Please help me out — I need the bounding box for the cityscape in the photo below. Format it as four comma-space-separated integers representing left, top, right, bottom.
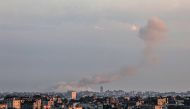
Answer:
1, 88, 190, 109
1, 0, 190, 109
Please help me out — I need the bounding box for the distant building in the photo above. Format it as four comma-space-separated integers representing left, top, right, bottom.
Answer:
42, 98, 54, 109
155, 98, 168, 109
157, 98, 167, 106
100, 86, 103, 93
13, 99, 21, 109
155, 105, 167, 109
71, 91, 77, 100
0, 102, 7, 109
68, 103, 82, 109
21, 100, 33, 109
7, 98, 21, 109
33, 99, 42, 109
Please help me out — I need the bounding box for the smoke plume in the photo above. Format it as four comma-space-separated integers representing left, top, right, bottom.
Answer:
53, 17, 167, 92
139, 17, 167, 64
53, 67, 136, 92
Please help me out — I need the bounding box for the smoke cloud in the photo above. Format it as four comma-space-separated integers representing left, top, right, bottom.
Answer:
53, 17, 167, 92
53, 67, 136, 92
139, 17, 167, 42
139, 17, 167, 64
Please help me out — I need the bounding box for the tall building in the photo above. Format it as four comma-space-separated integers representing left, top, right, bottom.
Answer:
7, 98, 21, 109
33, 99, 42, 109
71, 91, 77, 100
0, 103, 7, 109
100, 86, 103, 93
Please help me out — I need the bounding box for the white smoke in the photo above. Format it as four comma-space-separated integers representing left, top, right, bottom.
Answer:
139, 17, 167, 64
93, 20, 140, 32
52, 17, 167, 92
52, 67, 136, 92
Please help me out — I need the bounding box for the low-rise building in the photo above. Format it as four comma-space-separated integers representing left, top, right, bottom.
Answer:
7, 98, 21, 109
0, 102, 7, 109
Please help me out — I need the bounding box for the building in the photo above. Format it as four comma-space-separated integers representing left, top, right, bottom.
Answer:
7, 99, 21, 109
68, 103, 82, 109
71, 91, 77, 100
157, 98, 167, 106
100, 86, 103, 93
21, 100, 34, 109
0, 102, 7, 109
155, 98, 168, 109
33, 99, 42, 109
155, 105, 167, 109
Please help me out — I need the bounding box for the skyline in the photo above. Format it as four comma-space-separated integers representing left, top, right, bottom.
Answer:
0, 0, 190, 92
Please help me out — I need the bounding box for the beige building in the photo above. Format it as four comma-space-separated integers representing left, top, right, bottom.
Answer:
68, 103, 82, 109
33, 99, 42, 109
0, 103, 7, 109
157, 98, 167, 106
68, 107, 82, 109
155, 98, 168, 109
12, 99, 21, 109
155, 105, 165, 109
7, 98, 21, 109
71, 91, 77, 100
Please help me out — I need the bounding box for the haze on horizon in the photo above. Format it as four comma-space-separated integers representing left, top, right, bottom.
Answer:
0, 0, 190, 92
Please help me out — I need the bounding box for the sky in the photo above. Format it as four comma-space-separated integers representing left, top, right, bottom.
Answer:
0, 0, 190, 92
